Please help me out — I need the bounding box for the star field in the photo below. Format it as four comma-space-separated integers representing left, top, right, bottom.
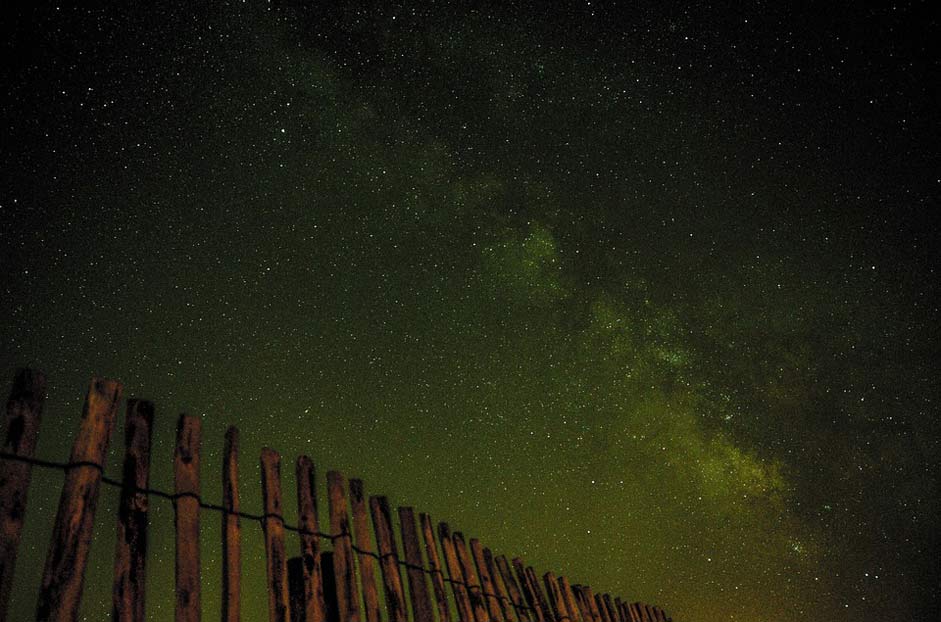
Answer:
1, 2, 938, 621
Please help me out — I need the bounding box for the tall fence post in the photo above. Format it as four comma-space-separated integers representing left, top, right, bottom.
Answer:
36, 377, 122, 622
327, 471, 361, 622
541, 572, 568, 622
511, 559, 545, 622
419, 514, 451, 622
438, 522, 475, 622
482, 548, 517, 622
523, 566, 552, 622
0, 368, 46, 621
261, 448, 291, 622
222, 427, 241, 622
557, 578, 581, 622
174, 414, 202, 622
349, 479, 381, 622
469, 539, 504, 622
398, 507, 434, 622
112, 399, 154, 622
494, 556, 528, 622
296, 457, 326, 622
453, 532, 489, 622
369, 496, 408, 622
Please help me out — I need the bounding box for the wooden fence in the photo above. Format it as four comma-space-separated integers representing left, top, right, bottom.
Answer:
0, 369, 674, 622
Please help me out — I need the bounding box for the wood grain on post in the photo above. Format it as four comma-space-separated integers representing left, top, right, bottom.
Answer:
453, 533, 489, 622
541, 573, 568, 622
296, 457, 326, 622
222, 427, 241, 622
398, 507, 434, 622
349, 480, 381, 622
627, 603, 642, 622
580, 587, 601, 622
369, 496, 408, 622
620, 603, 634, 622
438, 523, 475, 622
482, 549, 516, 622
494, 556, 528, 622
569, 586, 592, 622
36, 377, 122, 622
174, 414, 202, 622
557, 578, 582, 622
327, 471, 361, 622
510, 559, 545, 622
261, 448, 291, 622
112, 399, 154, 622
523, 567, 552, 622
419, 514, 451, 622
0, 368, 46, 621
469, 540, 503, 622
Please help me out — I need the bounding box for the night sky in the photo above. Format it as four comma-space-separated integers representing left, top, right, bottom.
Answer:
1, 2, 938, 621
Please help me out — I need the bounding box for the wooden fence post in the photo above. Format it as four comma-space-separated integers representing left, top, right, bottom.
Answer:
370, 496, 408, 622
261, 448, 291, 622
296, 456, 326, 622
493, 556, 528, 622
0, 368, 46, 621
612, 599, 623, 622
569, 585, 592, 622
469, 540, 503, 622
398, 507, 434, 622
419, 514, 451, 622
453, 533, 489, 622
541, 573, 568, 622
222, 427, 241, 622
557, 578, 581, 622
112, 399, 154, 622
327, 471, 361, 622
438, 522, 475, 622
482, 549, 517, 622
523, 567, 552, 622
580, 587, 601, 622
601, 595, 616, 622
174, 414, 202, 622
510, 559, 545, 622
349, 479, 381, 622
36, 377, 122, 622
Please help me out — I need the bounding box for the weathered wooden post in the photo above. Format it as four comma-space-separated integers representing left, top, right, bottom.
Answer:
511, 559, 546, 622
174, 414, 202, 622
580, 587, 602, 622
261, 448, 291, 621
112, 399, 154, 622
296, 456, 327, 622
541, 572, 568, 622
398, 507, 434, 622
601, 594, 616, 622
469, 539, 504, 622
438, 522, 475, 622
369, 496, 408, 622
222, 427, 241, 622
523, 567, 552, 622
419, 514, 451, 622
557, 578, 582, 622
453, 532, 489, 622
0, 368, 46, 621
36, 377, 122, 622
494, 555, 529, 622
327, 471, 361, 622
349, 479, 381, 622
569, 585, 592, 622
482, 548, 517, 622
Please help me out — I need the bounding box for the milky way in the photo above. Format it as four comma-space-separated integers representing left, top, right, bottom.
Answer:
1, 2, 937, 620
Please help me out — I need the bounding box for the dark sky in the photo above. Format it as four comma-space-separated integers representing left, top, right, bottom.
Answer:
1, 1, 938, 620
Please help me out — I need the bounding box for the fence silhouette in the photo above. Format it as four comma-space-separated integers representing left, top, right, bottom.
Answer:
0, 369, 673, 622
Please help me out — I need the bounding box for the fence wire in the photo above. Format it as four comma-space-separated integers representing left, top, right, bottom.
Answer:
0, 451, 538, 616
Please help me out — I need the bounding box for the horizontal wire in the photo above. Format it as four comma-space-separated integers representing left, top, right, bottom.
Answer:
1, 451, 538, 614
